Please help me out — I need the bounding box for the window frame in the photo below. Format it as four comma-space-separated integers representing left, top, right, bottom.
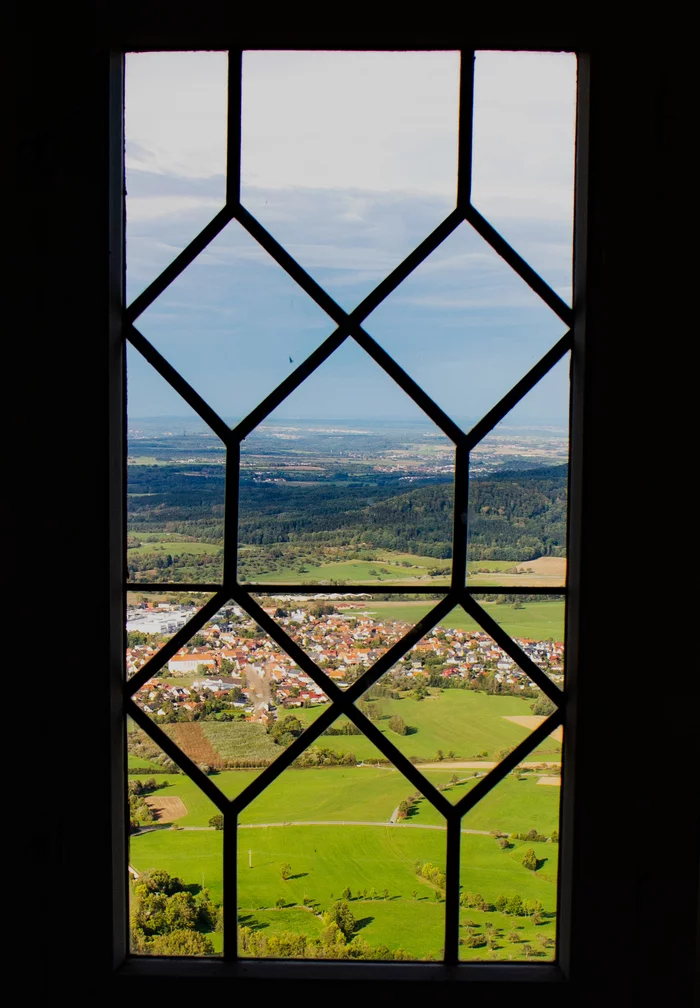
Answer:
22, 14, 691, 1001
110, 41, 588, 981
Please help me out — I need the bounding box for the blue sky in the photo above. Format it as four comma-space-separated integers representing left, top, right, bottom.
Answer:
125, 51, 576, 428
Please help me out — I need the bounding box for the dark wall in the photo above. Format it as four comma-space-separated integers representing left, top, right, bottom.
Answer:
14, 8, 694, 1004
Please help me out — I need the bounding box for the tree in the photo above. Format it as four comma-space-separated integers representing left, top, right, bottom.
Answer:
341, 887, 352, 900
522, 848, 538, 871
163, 891, 198, 931
275, 897, 286, 908
388, 714, 407, 735
323, 900, 356, 939
465, 933, 486, 948
506, 894, 524, 916
209, 814, 224, 830
280, 863, 292, 881
138, 869, 184, 896
149, 930, 214, 955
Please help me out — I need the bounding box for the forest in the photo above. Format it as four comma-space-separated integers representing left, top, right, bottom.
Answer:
126, 464, 567, 580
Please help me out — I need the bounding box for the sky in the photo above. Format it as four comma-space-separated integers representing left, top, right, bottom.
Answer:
125, 50, 576, 429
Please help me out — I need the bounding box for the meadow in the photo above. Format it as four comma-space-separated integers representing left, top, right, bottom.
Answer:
293, 689, 563, 764
128, 763, 559, 835
130, 825, 558, 959
249, 557, 450, 585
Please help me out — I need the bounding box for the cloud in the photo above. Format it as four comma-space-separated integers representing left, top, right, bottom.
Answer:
124, 52, 575, 420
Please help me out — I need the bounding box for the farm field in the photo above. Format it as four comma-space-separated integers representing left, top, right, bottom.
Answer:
154, 692, 563, 770
154, 695, 563, 770
364, 599, 565, 641
293, 690, 563, 764
130, 825, 557, 959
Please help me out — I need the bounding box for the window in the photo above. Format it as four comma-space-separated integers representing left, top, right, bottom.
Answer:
121, 48, 577, 970
27, 21, 690, 999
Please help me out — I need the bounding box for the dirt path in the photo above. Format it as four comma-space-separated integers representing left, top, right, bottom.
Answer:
409, 760, 561, 770
173, 820, 492, 835
502, 715, 564, 744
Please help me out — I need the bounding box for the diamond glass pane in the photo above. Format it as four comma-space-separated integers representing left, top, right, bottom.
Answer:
259, 593, 446, 689
130, 603, 328, 784
238, 339, 455, 585
351, 605, 561, 800
363, 221, 568, 428
135, 218, 335, 424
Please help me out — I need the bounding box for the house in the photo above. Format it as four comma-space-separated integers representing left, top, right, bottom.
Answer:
194, 676, 242, 692
167, 653, 217, 674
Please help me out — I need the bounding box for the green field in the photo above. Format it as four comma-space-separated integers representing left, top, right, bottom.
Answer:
128, 766, 468, 827
365, 599, 565, 642
293, 690, 562, 765
130, 825, 557, 959
241, 550, 552, 587
129, 762, 559, 836
248, 558, 450, 585
410, 773, 560, 835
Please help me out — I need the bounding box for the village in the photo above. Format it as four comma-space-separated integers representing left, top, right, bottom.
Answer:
126, 600, 564, 726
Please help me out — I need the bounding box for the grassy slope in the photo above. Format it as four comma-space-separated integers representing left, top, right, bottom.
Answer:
128, 766, 468, 827
294, 690, 562, 763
